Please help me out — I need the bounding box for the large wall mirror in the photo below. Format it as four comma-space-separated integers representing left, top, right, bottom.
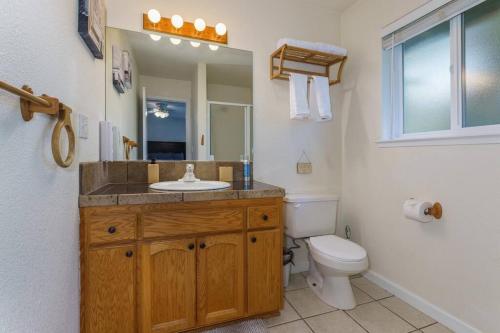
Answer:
105, 27, 253, 161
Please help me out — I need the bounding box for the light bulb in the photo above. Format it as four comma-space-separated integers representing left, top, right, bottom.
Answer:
170, 38, 182, 45
209, 44, 219, 51
171, 14, 184, 29
147, 9, 161, 24
215, 23, 227, 36
149, 34, 161, 41
194, 18, 206, 32
190, 41, 201, 48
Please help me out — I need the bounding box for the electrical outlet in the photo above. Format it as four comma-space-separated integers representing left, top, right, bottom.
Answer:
78, 113, 88, 139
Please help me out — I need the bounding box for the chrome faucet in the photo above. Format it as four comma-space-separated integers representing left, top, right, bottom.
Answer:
180, 163, 200, 182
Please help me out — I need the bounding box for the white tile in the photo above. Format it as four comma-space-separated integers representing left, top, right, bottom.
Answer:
347, 302, 415, 333
353, 285, 374, 305
421, 323, 454, 333
285, 288, 336, 318
265, 300, 300, 327
351, 277, 392, 300
380, 297, 436, 329
286, 273, 308, 291
268, 320, 313, 333
306, 311, 366, 333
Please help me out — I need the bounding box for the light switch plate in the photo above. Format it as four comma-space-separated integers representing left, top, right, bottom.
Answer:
78, 113, 88, 139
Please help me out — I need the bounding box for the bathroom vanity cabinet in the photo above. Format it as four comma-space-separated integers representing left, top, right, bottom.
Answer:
80, 197, 283, 333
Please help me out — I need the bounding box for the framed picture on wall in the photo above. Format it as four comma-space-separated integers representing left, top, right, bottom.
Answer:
78, 0, 106, 59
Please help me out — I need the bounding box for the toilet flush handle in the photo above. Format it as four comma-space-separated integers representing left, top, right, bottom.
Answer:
293, 203, 302, 208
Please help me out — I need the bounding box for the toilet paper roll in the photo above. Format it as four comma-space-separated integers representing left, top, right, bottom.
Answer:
403, 199, 433, 223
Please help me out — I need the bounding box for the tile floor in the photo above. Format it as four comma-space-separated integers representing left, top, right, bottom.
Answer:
266, 273, 454, 333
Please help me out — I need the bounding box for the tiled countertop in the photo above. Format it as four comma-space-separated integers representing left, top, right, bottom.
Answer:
79, 181, 285, 207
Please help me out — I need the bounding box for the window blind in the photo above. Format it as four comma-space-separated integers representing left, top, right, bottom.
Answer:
382, 0, 486, 50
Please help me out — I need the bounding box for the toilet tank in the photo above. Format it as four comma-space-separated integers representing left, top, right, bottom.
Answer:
284, 193, 339, 238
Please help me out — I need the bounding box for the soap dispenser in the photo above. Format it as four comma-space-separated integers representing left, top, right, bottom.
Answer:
148, 159, 159, 184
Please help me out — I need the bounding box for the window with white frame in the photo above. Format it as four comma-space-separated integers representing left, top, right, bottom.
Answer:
381, 0, 500, 144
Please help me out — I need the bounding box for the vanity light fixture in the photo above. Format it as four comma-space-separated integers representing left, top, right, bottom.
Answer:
215, 23, 227, 36
170, 37, 182, 45
171, 14, 184, 29
194, 18, 206, 32
149, 34, 162, 41
147, 9, 162, 24
144, 11, 228, 45
209, 44, 219, 51
190, 41, 201, 48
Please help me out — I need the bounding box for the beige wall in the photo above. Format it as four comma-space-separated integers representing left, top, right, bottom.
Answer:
0, 1, 104, 332
107, 0, 344, 193
207, 84, 252, 105
340, 1, 500, 332
139, 75, 192, 101
106, 28, 140, 159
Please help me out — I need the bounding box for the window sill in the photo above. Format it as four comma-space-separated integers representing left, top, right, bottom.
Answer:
377, 133, 500, 147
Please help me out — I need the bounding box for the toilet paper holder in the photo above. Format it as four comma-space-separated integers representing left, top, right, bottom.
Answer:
424, 202, 443, 219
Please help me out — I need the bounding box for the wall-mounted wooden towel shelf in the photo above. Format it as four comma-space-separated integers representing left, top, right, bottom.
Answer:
270, 44, 347, 86
0, 80, 76, 168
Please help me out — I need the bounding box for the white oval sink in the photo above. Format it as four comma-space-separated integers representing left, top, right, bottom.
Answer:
149, 181, 231, 192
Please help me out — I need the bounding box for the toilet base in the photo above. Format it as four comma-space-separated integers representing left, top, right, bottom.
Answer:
307, 256, 357, 310
307, 274, 356, 310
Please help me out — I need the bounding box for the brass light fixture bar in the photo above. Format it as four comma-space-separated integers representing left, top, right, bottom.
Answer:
143, 13, 228, 45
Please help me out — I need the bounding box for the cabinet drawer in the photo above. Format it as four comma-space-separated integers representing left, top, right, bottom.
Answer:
248, 206, 280, 229
143, 208, 244, 238
88, 215, 137, 245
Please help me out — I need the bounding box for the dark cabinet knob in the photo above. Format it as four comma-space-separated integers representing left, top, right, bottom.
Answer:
262, 214, 269, 221
125, 251, 133, 258
188, 243, 195, 250
200, 243, 206, 249
108, 226, 116, 234
251, 236, 257, 243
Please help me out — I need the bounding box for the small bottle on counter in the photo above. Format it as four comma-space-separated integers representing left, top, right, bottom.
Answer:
148, 159, 159, 184
242, 159, 251, 183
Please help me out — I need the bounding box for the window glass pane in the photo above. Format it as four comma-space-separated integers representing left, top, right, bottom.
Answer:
463, 0, 500, 127
403, 22, 451, 134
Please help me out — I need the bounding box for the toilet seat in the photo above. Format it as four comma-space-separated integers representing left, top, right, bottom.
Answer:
310, 235, 367, 262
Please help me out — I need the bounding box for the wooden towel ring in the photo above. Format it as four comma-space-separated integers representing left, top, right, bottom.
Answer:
51, 104, 76, 168
0, 81, 77, 168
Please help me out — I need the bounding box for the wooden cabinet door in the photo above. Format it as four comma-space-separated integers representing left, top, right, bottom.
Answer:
140, 239, 196, 333
86, 245, 136, 333
197, 233, 244, 326
247, 229, 282, 315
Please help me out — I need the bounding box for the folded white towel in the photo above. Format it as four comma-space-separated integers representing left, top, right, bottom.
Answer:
289, 73, 310, 120
112, 126, 123, 161
310, 76, 332, 122
277, 38, 347, 57
100, 121, 113, 161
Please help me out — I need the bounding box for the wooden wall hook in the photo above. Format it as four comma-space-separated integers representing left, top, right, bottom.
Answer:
424, 202, 442, 219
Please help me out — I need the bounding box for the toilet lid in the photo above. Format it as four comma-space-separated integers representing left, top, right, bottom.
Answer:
310, 235, 367, 262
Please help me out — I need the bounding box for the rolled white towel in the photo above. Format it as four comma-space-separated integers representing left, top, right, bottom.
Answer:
289, 73, 310, 120
309, 76, 332, 122
277, 38, 347, 57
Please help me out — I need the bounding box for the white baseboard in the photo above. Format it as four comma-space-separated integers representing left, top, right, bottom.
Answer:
364, 270, 482, 333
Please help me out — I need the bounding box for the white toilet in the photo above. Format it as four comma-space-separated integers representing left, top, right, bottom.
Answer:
284, 193, 368, 310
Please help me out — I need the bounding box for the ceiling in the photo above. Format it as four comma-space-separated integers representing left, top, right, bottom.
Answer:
122, 29, 252, 88
302, 0, 358, 11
